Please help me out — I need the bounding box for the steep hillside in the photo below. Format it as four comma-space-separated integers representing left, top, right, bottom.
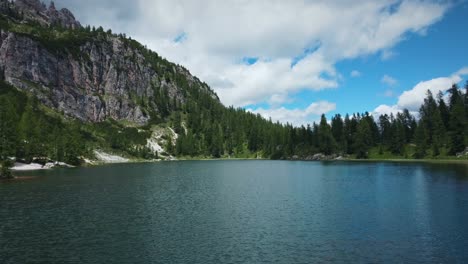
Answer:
0, 0, 466, 169
0, 0, 290, 165
0, 0, 217, 126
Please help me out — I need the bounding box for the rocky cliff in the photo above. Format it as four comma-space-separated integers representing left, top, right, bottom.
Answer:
6, 0, 81, 29
0, 0, 217, 125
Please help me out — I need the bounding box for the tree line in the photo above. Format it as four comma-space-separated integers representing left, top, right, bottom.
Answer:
1, 76, 467, 178
174, 82, 468, 160
2, 1, 466, 180
0, 81, 157, 179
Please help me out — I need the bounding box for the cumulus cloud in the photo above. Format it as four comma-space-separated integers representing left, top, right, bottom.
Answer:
351, 70, 362, 78
47, 1, 457, 125
249, 101, 336, 126
373, 104, 401, 117
454, 67, 468, 76
381, 74, 398, 86
373, 67, 468, 117
48, 0, 451, 109
397, 75, 462, 111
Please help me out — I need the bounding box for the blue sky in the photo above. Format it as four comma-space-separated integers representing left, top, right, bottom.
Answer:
51, 0, 468, 125
248, 1, 468, 123
329, 3, 468, 117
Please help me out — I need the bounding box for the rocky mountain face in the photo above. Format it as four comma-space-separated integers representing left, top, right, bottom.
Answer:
0, 0, 217, 125
6, 0, 81, 29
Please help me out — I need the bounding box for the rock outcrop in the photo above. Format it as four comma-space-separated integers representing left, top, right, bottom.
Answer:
12, 0, 81, 29
46, 1, 81, 29
0, 0, 217, 125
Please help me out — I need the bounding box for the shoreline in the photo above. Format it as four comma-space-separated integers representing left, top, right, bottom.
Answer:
8, 156, 468, 173
341, 158, 468, 165
141, 157, 468, 164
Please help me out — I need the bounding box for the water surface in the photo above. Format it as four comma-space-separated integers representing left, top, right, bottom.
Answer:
1, 160, 468, 263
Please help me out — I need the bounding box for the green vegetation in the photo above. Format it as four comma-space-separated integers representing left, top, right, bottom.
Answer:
0, 159, 13, 179
1, 78, 467, 166
171, 82, 468, 161
0, 81, 156, 166
0, 5, 467, 166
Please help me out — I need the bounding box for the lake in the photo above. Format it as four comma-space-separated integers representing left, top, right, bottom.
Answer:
1, 160, 468, 263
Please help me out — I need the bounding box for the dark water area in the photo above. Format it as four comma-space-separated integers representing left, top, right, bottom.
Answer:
1, 160, 468, 263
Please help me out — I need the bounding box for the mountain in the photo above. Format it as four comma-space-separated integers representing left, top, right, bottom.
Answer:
0, 0, 217, 126
0, 0, 466, 170
0, 0, 286, 165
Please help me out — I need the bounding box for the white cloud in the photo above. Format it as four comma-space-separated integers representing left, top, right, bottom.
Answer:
381, 74, 398, 86
373, 67, 468, 117
50, 0, 452, 107
351, 70, 362, 78
249, 101, 336, 126
268, 93, 292, 107
397, 75, 461, 111
454, 67, 468, 76
373, 104, 401, 117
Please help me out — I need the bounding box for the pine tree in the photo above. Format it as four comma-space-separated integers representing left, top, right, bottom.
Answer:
18, 102, 40, 162
343, 114, 353, 154
331, 114, 344, 150
414, 120, 428, 159
378, 114, 392, 148
447, 84, 466, 154
431, 106, 446, 156
317, 115, 336, 155
390, 114, 406, 155
438, 91, 450, 130
211, 125, 224, 158
401, 109, 416, 143
0, 97, 18, 160
419, 90, 444, 149
354, 118, 372, 159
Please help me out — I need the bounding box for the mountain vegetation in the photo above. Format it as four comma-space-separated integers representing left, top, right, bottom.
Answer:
0, 0, 467, 178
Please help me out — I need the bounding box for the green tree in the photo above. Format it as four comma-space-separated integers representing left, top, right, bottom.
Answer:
18, 102, 40, 162
317, 114, 336, 155
418, 90, 446, 154
414, 120, 428, 159
438, 91, 450, 129
0, 97, 18, 159
401, 109, 417, 143
447, 84, 466, 154
389, 114, 406, 155
331, 114, 344, 151
211, 125, 224, 158
378, 114, 392, 148
354, 119, 372, 159
0, 159, 14, 179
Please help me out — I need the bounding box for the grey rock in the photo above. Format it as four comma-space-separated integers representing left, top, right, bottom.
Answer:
0, 30, 215, 125
7, 0, 81, 29
303, 153, 339, 161
47, 2, 81, 29
0, 1, 218, 126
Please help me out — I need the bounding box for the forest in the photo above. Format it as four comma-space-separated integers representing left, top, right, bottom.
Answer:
0, 2, 467, 179
174, 82, 468, 160
1, 77, 467, 179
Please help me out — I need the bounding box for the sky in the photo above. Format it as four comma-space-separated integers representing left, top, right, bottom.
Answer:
48, 0, 468, 126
